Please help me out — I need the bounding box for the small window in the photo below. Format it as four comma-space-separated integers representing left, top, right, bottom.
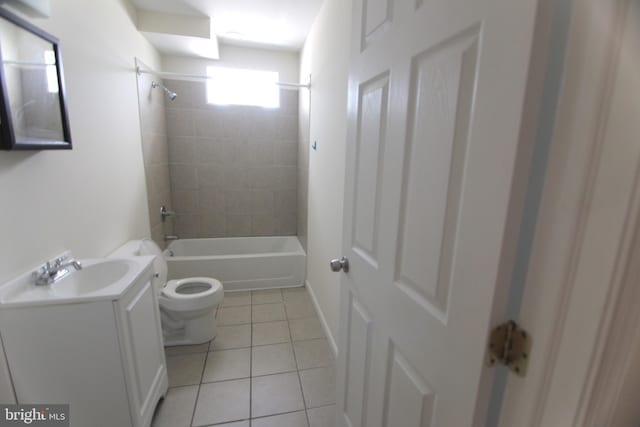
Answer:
44, 50, 58, 93
206, 66, 279, 108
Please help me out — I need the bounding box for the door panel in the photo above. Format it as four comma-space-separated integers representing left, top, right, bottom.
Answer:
362, 0, 393, 49
395, 28, 479, 320
384, 345, 435, 427
343, 295, 373, 427
352, 73, 389, 267
337, 0, 540, 425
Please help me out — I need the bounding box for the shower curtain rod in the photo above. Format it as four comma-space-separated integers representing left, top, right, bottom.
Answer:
135, 59, 310, 90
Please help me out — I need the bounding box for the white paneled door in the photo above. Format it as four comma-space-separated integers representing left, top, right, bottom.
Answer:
335, 0, 541, 425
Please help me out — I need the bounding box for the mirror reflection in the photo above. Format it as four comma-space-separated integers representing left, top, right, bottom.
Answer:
0, 9, 71, 150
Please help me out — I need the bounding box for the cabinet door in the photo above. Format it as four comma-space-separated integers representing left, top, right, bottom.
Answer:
116, 279, 167, 426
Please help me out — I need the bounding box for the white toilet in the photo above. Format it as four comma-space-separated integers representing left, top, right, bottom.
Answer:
111, 239, 224, 346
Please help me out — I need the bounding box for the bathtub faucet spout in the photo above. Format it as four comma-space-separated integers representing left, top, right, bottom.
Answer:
164, 235, 179, 242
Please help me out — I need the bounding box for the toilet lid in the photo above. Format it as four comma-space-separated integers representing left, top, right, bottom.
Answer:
163, 277, 223, 301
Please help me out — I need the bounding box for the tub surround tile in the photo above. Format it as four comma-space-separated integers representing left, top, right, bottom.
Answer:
300, 367, 336, 409
224, 191, 253, 215
251, 214, 277, 236
226, 215, 252, 237
200, 213, 227, 237
192, 379, 250, 426
274, 142, 298, 166
168, 137, 197, 164
252, 342, 297, 377
223, 167, 250, 190
251, 190, 276, 214
166, 109, 195, 138
166, 353, 206, 387
197, 162, 225, 187
275, 190, 297, 215
170, 164, 198, 190
289, 318, 325, 342
150, 385, 198, 427
174, 214, 201, 238
275, 167, 298, 190
217, 306, 251, 325
276, 212, 298, 235
199, 189, 226, 213
202, 348, 251, 383
170, 189, 200, 214
248, 167, 278, 189
253, 321, 291, 346
251, 372, 305, 418
165, 82, 298, 238
211, 324, 251, 350
248, 139, 275, 165
252, 302, 287, 323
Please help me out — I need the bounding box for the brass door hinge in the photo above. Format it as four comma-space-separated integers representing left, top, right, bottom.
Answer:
487, 320, 531, 377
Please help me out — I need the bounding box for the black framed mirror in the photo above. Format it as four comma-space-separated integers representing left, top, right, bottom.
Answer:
0, 7, 71, 150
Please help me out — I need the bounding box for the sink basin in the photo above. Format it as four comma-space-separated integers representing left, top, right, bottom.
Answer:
53, 260, 134, 296
0, 257, 148, 307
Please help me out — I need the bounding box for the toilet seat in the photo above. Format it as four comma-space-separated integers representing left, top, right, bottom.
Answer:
161, 277, 224, 312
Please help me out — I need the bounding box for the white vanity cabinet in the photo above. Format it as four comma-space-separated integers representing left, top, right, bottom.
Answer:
0, 257, 167, 427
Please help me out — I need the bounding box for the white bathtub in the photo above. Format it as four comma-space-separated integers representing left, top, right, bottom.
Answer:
164, 236, 306, 291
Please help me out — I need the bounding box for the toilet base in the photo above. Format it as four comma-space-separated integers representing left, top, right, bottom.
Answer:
161, 307, 217, 347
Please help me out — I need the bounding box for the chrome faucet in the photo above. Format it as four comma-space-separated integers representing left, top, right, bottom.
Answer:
160, 205, 175, 222
32, 255, 83, 286
164, 235, 179, 242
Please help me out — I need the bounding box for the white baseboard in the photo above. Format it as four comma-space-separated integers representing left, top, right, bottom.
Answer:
305, 280, 338, 358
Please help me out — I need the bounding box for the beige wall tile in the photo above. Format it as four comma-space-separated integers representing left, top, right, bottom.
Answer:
274, 141, 298, 166
159, 80, 300, 238
166, 108, 195, 138
170, 164, 198, 189
251, 190, 275, 214
201, 213, 227, 237
174, 214, 201, 238
252, 215, 276, 236
226, 215, 252, 236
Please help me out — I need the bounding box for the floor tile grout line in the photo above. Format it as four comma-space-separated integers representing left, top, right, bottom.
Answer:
162, 287, 326, 427
204, 407, 311, 426
189, 343, 210, 427
190, 303, 219, 426
194, 360, 331, 387
284, 289, 313, 427
250, 289, 287, 423
249, 290, 253, 423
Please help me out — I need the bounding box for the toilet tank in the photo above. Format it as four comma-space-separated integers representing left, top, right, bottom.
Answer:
109, 240, 167, 289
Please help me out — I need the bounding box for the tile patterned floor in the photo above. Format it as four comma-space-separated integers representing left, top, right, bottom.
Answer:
152, 287, 336, 427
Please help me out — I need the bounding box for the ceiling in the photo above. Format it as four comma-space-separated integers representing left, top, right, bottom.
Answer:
131, 0, 323, 57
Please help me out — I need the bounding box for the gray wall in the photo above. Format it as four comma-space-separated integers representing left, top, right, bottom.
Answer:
136, 72, 174, 248
164, 79, 299, 238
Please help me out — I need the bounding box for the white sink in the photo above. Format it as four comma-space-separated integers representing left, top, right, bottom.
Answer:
53, 260, 134, 296
0, 256, 153, 308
